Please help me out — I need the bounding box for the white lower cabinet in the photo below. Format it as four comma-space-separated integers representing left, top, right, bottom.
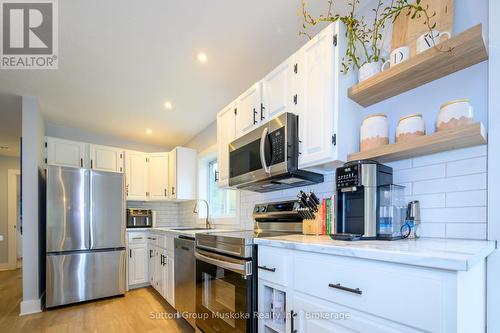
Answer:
257, 245, 486, 333
127, 232, 149, 287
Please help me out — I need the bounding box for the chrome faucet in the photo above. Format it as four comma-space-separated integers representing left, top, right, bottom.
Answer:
193, 199, 212, 230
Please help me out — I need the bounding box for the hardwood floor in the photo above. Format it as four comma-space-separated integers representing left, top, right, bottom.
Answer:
0, 269, 194, 333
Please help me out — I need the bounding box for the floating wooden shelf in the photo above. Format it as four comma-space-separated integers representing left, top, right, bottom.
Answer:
348, 24, 488, 107
348, 122, 487, 163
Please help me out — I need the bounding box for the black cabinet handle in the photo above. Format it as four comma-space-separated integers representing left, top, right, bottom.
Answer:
253, 107, 258, 124
260, 103, 265, 121
149, 249, 153, 258
290, 310, 297, 333
328, 283, 362, 295
90, 160, 93, 169
164, 188, 167, 197
80, 158, 83, 168
129, 249, 132, 258
257, 265, 276, 272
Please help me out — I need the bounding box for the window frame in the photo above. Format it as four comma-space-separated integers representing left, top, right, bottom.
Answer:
197, 144, 239, 225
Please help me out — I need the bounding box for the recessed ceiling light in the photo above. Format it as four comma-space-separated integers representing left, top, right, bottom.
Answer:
164, 101, 173, 110
146, 129, 152, 135
196, 52, 208, 63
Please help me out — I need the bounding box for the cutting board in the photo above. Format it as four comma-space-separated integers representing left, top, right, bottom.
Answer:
391, 0, 454, 56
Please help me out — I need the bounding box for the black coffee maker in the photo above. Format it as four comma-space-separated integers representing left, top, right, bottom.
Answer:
332, 160, 393, 241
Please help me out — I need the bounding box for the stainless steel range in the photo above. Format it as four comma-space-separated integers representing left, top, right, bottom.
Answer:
194, 200, 303, 333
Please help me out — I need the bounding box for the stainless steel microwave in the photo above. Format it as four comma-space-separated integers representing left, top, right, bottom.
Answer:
228, 112, 323, 192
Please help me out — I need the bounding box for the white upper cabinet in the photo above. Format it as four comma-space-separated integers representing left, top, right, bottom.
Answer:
148, 153, 169, 201
168, 147, 197, 201
235, 82, 263, 137
262, 55, 296, 120
217, 102, 236, 188
296, 22, 359, 171
46, 137, 86, 169
89, 144, 124, 173
125, 150, 149, 201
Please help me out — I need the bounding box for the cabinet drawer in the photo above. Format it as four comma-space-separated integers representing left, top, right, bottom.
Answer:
127, 232, 147, 244
294, 253, 446, 332
155, 234, 166, 249
257, 246, 291, 286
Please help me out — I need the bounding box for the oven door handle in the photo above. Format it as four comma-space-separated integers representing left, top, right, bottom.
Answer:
259, 127, 271, 174
195, 252, 252, 277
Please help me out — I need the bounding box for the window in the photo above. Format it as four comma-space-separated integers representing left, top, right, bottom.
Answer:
208, 159, 237, 218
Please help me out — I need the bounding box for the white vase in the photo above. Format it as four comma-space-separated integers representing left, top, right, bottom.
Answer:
358, 62, 381, 83
360, 114, 389, 152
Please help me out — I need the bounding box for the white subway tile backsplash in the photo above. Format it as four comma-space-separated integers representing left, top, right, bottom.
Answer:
419, 223, 446, 238
412, 146, 487, 167
393, 164, 445, 183
446, 190, 487, 207
238, 146, 488, 240
445, 223, 487, 240
446, 156, 487, 177
386, 159, 412, 171
412, 173, 487, 195
421, 207, 487, 223
406, 193, 446, 209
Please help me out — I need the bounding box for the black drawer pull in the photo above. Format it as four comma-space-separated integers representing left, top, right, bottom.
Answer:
328, 283, 362, 295
257, 265, 276, 272
290, 310, 297, 333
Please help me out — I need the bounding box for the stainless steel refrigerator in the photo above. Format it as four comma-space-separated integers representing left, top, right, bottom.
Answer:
45, 166, 126, 308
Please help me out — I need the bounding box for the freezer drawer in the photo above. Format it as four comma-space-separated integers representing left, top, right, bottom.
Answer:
46, 250, 126, 308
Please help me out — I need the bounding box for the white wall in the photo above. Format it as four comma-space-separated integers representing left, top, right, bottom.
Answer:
46, 122, 171, 152
184, 121, 217, 152
20, 96, 45, 315
487, 0, 499, 331
0, 156, 20, 264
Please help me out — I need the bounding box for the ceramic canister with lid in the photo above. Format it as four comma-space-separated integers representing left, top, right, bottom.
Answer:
396, 113, 426, 143
437, 99, 474, 132
360, 114, 389, 152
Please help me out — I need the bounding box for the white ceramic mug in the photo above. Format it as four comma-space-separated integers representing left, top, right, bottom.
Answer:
358, 61, 381, 82
382, 46, 410, 71
416, 30, 452, 54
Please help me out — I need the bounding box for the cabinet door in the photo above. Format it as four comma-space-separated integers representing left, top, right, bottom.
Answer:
168, 150, 177, 199
148, 244, 156, 286
216, 103, 236, 187
46, 137, 87, 168
168, 147, 197, 200
89, 144, 124, 173
296, 25, 336, 168
235, 82, 263, 137
125, 151, 149, 201
128, 244, 148, 285
262, 55, 296, 120
167, 256, 175, 306
149, 153, 169, 201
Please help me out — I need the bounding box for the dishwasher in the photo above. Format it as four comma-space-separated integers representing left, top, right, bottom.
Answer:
174, 235, 196, 328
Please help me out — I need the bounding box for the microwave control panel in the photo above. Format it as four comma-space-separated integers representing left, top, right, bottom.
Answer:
269, 127, 285, 164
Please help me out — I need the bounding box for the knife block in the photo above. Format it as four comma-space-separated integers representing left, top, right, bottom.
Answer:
302, 212, 323, 235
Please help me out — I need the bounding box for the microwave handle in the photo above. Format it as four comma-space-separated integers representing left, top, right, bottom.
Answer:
260, 127, 270, 174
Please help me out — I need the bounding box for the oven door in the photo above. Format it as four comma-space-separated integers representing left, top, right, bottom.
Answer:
195, 250, 255, 333
229, 113, 295, 188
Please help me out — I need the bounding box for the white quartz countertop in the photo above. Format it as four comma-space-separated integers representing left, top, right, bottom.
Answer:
255, 235, 496, 271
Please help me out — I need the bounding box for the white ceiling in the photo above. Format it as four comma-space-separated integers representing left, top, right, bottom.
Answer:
0, 94, 22, 157
0, 0, 361, 148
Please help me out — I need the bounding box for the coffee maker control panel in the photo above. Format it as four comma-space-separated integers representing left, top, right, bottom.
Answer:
336, 164, 360, 188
